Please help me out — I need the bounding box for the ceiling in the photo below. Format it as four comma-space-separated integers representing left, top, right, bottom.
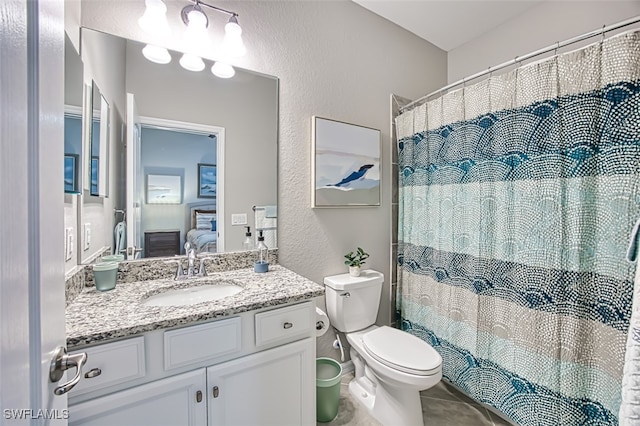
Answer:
352, 0, 545, 51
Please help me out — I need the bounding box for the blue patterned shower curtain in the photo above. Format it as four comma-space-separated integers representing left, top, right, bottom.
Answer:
395, 31, 640, 425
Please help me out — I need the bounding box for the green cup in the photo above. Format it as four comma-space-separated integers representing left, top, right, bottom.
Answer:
101, 254, 124, 263
93, 261, 119, 291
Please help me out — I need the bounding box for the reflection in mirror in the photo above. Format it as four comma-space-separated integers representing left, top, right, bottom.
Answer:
77, 27, 277, 264
64, 34, 84, 194
89, 81, 110, 197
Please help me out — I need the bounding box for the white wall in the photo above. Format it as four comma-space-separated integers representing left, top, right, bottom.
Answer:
448, 1, 640, 83
81, 0, 447, 333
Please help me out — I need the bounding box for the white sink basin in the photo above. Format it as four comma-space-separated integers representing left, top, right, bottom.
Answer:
142, 282, 243, 307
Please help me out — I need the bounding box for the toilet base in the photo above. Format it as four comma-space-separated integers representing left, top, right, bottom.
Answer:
348, 374, 425, 426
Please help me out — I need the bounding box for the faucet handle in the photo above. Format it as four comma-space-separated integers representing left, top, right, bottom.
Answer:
184, 242, 191, 254
164, 259, 185, 280
197, 258, 207, 277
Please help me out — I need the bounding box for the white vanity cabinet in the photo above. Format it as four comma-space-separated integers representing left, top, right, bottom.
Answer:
207, 338, 314, 425
67, 369, 207, 426
68, 301, 317, 426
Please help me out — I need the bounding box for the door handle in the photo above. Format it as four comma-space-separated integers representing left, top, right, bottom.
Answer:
49, 346, 88, 396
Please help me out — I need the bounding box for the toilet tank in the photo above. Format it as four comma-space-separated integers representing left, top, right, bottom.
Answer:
324, 270, 383, 332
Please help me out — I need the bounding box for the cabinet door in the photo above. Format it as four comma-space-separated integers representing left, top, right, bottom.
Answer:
69, 369, 207, 426
207, 338, 315, 426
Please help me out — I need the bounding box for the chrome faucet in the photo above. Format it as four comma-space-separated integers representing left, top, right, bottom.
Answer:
186, 242, 196, 277
165, 243, 207, 280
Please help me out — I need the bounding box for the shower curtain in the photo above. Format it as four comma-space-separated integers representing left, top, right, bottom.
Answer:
395, 30, 640, 425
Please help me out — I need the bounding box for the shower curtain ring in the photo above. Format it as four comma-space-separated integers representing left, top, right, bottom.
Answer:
601, 24, 606, 42
555, 41, 560, 56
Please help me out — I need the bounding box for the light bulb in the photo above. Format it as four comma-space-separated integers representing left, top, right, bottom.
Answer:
225, 16, 242, 36
138, 0, 171, 38
179, 53, 205, 72
182, 8, 211, 50
142, 44, 171, 64
211, 62, 235, 79
222, 16, 246, 57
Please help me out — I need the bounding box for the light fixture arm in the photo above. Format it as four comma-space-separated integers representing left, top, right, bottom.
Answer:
188, 0, 238, 18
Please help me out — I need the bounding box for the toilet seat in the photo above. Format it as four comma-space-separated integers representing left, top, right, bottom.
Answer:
362, 326, 441, 376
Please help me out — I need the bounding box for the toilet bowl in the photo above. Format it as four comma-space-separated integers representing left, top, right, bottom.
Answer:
324, 270, 443, 426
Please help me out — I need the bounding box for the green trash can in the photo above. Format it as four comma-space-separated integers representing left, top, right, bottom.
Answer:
316, 357, 342, 423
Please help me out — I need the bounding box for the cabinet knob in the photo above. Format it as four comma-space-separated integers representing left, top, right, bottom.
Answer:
212, 386, 219, 398
84, 368, 102, 379
283, 322, 293, 329
196, 390, 203, 403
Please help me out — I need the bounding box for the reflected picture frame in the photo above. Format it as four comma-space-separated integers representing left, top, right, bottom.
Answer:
198, 163, 216, 199
146, 174, 182, 204
311, 116, 381, 207
90, 156, 99, 195
64, 154, 79, 193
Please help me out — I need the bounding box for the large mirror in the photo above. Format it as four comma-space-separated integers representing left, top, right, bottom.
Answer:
64, 34, 84, 195
89, 81, 110, 197
74, 27, 278, 263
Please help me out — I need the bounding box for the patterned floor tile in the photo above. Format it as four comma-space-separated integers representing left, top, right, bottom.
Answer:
421, 398, 493, 426
318, 374, 513, 426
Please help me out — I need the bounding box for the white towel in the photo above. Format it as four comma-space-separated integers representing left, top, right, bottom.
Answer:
114, 221, 126, 256
255, 208, 277, 248
265, 205, 277, 218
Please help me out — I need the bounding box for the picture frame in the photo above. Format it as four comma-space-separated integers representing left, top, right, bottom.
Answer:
197, 163, 217, 199
90, 156, 99, 195
311, 116, 381, 207
64, 154, 79, 193
146, 174, 182, 204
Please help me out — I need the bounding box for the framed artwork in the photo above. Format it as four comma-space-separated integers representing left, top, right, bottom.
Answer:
311, 116, 381, 207
198, 163, 217, 199
64, 154, 79, 193
90, 156, 99, 195
147, 174, 182, 204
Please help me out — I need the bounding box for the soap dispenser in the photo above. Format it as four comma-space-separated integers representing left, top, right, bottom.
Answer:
254, 230, 269, 273
243, 226, 254, 250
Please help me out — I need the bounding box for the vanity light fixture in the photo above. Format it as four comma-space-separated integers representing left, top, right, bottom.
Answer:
138, 0, 245, 77
181, 4, 211, 50
222, 15, 246, 58
138, 0, 172, 38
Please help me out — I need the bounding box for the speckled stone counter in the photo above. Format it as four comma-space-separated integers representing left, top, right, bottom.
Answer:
66, 265, 324, 348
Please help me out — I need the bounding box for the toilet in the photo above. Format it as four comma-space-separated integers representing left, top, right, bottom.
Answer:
324, 269, 442, 426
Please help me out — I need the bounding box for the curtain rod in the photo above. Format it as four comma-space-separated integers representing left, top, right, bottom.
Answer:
400, 15, 640, 114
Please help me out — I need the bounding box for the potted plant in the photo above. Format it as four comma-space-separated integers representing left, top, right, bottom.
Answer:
344, 247, 369, 277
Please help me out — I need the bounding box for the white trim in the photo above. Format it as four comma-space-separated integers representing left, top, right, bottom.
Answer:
138, 116, 226, 252
64, 104, 83, 117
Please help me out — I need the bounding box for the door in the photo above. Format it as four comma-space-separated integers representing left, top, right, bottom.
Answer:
1, 0, 71, 422
207, 338, 315, 425
68, 369, 207, 426
126, 93, 143, 259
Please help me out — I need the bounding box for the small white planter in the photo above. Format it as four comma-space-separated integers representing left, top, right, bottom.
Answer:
348, 266, 361, 277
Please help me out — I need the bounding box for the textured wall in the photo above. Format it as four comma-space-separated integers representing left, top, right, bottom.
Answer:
448, 1, 640, 83
80, 0, 447, 358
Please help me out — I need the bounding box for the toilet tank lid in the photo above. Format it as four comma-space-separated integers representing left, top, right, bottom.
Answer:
324, 270, 383, 290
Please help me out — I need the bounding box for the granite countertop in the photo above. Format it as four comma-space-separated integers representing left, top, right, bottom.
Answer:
66, 265, 325, 348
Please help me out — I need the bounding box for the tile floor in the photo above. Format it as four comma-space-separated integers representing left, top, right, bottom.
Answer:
319, 374, 514, 426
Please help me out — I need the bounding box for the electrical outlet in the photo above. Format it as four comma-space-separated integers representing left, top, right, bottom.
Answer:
83, 223, 91, 251
231, 213, 248, 226
64, 228, 74, 261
